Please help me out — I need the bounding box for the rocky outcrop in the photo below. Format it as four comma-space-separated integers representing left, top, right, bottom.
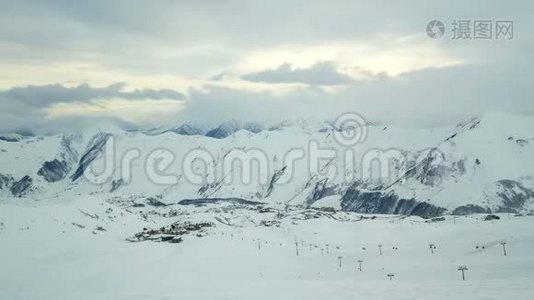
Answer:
37, 136, 78, 183
109, 179, 124, 192
170, 123, 204, 136
205, 122, 240, 139
452, 204, 490, 215
0, 136, 20, 142
0, 174, 14, 190
0, 134, 28, 142
412, 149, 449, 187
197, 180, 224, 198
264, 166, 286, 198
494, 180, 534, 213
146, 196, 167, 207
178, 197, 265, 206
10, 175, 33, 197
306, 178, 339, 207
243, 122, 264, 133
484, 214, 500, 221
340, 182, 446, 218
38, 159, 71, 182
71, 133, 111, 181
205, 121, 264, 139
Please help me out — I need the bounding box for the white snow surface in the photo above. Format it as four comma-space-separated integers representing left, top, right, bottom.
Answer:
1, 112, 533, 212
1, 113, 534, 298
0, 196, 533, 299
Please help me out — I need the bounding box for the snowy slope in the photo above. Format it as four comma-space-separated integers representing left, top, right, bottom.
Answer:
1, 112, 533, 217
1, 196, 533, 300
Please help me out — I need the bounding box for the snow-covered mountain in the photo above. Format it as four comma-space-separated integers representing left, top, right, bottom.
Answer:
1, 112, 533, 218
139, 120, 268, 138
2, 113, 534, 300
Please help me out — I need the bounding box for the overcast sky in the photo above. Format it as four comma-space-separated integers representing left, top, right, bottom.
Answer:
0, 0, 533, 134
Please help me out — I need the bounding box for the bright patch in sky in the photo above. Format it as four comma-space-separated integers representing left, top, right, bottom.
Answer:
239, 39, 464, 77
45, 98, 186, 125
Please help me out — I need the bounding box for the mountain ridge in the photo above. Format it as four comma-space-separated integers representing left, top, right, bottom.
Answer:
1, 112, 533, 218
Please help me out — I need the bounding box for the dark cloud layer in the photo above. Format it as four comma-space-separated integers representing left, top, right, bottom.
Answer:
241, 62, 359, 85
3, 83, 184, 107
183, 62, 534, 127
2, 1, 532, 75
0, 83, 185, 134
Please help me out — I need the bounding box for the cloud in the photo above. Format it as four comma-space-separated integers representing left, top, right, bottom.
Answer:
237, 40, 465, 78
181, 62, 534, 127
1, 59, 534, 135
45, 98, 186, 125
0, 1, 533, 134
0, 83, 185, 134
2, 0, 531, 84
241, 62, 361, 85
3, 83, 184, 107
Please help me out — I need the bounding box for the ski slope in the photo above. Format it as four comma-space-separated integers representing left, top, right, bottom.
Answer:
1, 196, 533, 300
